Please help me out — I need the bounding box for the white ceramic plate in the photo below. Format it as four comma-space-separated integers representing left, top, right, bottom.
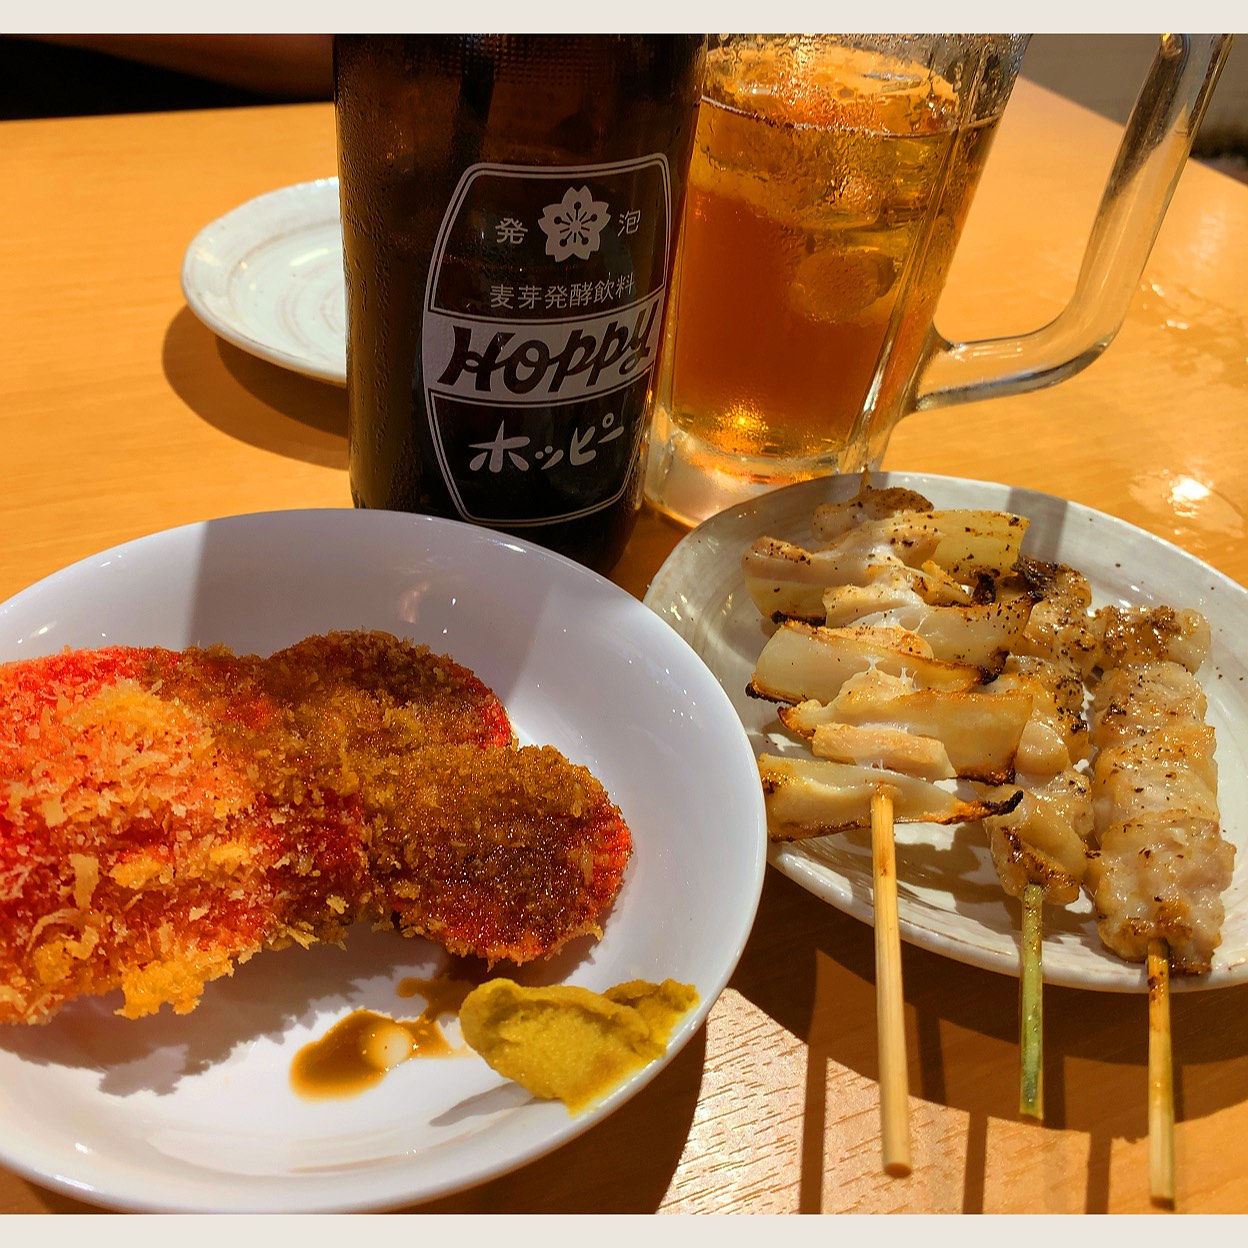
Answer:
181, 178, 346, 385
0, 511, 766, 1212
643, 471, 1248, 994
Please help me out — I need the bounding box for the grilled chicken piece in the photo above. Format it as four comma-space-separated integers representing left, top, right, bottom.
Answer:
1084, 625, 1233, 974
1086, 815, 1234, 972
811, 506, 1029, 579
844, 595, 1032, 676
1090, 660, 1209, 747
778, 667, 1031, 784
790, 717, 957, 782
808, 479, 935, 541
1092, 604, 1211, 673
746, 503, 1030, 623
1091, 726, 1219, 828
979, 769, 1095, 906
1010, 558, 1100, 678
743, 520, 942, 621
971, 566, 1097, 905
990, 656, 1090, 766
821, 566, 975, 631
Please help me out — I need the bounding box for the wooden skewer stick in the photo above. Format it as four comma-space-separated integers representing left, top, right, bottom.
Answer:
871, 786, 912, 1176
1019, 882, 1045, 1120
1148, 937, 1176, 1207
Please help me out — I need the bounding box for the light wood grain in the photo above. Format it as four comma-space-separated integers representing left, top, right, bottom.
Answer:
2, 79, 1247, 1215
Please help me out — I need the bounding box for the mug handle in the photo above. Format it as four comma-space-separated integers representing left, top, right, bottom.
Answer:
911, 34, 1234, 413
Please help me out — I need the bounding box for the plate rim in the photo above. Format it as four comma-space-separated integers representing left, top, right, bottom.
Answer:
0, 506, 767, 1211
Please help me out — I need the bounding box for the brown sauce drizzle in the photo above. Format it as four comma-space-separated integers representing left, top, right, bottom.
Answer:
290, 972, 478, 1100
290, 967, 697, 1109
397, 972, 479, 1015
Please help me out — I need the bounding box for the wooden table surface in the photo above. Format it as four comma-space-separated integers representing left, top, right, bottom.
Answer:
2, 76, 1247, 1216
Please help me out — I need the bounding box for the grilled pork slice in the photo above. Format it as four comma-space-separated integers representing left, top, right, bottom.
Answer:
759, 754, 1021, 841
749, 620, 982, 706
778, 668, 1031, 784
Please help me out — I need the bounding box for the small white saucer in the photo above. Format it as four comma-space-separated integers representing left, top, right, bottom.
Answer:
181, 178, 346, 386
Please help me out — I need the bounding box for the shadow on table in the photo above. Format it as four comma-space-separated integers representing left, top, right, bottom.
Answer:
396, 1026, 705, 1214
161, 306, 347, 469
732, 868, 1248, 1214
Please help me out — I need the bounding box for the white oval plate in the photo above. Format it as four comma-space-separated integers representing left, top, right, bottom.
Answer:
643, 471, 1248, 994
181, 178, 346, 385
0, 511, 766, 1212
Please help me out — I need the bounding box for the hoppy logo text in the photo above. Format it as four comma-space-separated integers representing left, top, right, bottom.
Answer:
428, 297, 663, 403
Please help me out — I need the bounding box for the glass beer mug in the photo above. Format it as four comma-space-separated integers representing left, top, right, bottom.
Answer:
644, 33, 1234, 527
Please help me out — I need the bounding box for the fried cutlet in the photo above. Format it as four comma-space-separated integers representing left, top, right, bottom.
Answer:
368, 743, 632, 964
0, 632, 631, 1025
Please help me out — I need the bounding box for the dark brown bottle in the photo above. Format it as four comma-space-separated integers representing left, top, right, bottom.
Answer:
334, 35, 706, 572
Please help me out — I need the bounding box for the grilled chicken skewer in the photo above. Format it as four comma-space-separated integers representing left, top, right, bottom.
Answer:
1085, 605, 1230, 974
970, 557, 1100, 1118
748, 474, 1239, 1191
1085, 604, 1233, 1204
750, 477, 1035, 838
753, 619, 1026, 1175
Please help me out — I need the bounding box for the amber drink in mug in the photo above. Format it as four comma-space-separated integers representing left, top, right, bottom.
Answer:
645, 33, 1233, 526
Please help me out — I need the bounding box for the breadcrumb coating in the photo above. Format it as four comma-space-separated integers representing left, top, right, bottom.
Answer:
371, 743, 633, 964
0, 632, 631, 1025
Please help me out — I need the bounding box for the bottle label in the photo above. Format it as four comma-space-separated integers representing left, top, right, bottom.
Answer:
422, 155, 672, 527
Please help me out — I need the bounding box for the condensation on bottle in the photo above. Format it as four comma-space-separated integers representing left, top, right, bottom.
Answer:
334, 35, 707, 572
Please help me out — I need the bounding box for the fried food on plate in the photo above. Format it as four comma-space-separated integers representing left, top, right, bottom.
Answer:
0, 631, 632, 1025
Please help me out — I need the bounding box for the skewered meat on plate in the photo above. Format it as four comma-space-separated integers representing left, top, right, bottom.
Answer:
1085, 608, 1234, 973
972, 558, 1098, 908
746, 480, 1044, 842
740, 471, 1235, 1148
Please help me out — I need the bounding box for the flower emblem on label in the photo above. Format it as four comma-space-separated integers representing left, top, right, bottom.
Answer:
538, 186, 611, 262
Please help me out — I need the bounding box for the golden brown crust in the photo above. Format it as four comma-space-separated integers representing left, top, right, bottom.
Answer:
371, 743, 631, 964
0, 632, 630, 1025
